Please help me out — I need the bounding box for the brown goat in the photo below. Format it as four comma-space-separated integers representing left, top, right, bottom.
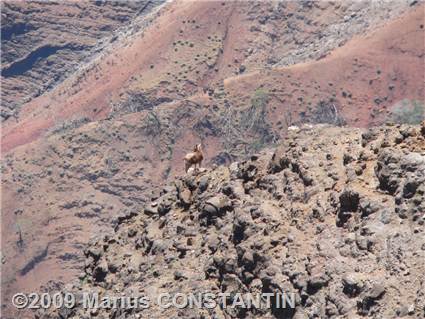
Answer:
184, 144, 203, 173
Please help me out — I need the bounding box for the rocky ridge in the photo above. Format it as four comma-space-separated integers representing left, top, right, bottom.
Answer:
38, 122, 425, 319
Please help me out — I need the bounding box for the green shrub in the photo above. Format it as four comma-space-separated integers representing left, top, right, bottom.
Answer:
251, 88, 269, 109
390, 99, 424, 124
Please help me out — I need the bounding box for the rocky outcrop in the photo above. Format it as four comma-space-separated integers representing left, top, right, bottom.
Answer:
37, 123, 425, 319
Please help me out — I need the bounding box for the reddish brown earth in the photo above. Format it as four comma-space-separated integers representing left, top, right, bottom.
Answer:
225, 5, 425, 130
2, 1, 423, 153
1, 1, 424, 318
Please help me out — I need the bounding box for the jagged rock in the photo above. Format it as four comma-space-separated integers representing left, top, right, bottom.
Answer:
204, 195, 231, 215
357, 283, 386, 315
221, 274, 246, 294
178, 188, 192, 208
237, 161, 258, 181
342, 273, 364, 297
361, 129, 379, 146
307, 272, 330, 294
337, 188, 360, 226
157, 194, 174, 215
144, 203, 158, 216
268, 147, 290, 173
375, 150, 402, 194
198, 176, 209, 193
340, 189, 360, 212
93, 257, 108, 282
359, 198, 382, 218
343, 152, 354, 165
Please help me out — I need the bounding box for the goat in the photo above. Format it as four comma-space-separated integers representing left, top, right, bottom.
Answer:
184, 144, 203, 173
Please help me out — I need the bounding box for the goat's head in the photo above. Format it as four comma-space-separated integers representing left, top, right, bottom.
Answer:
193, 144, 202, 152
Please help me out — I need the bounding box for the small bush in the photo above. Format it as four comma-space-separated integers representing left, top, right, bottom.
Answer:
51, 117, 90, 135
390, 99, 424, 124
251, 88, 269, 109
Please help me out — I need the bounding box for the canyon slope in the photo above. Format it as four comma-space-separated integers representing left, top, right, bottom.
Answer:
1, 1, 424, 318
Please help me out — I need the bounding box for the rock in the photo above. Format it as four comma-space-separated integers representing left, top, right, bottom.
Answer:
106, 256, 120, 273
340, 189, 360, 212
343, 153, 354, 165
237, 161, 258, 181
93, 258, 108, 282
229, 162, 240, 177
173, 270, 187, 280
157, 195, 174, 215
144, 204, 158, 215
402, 179, 418, 199
201, 194, 232, 225
394, 133, 404, 144
221, 274, 245, 294
359, 198, 382, 218
400, 153, 425, 172
361, 129, 379, 146
375, 150, 402, 194
268, 148, 290, 173
368, 283, 386, 299
342, 273, 364, 297
221, 182, 234, 196
35, 123, 425, 319
198, 176, 209, 193
178, 188, 192, 208
399, 127, 417, 138
205, 195, 231, 213
307, 273, 330, 294
357, 283, 386, 314
85, 244, 103, 261
337, 189, 360, 226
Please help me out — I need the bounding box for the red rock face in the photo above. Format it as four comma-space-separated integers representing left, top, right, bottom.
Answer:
1, 1, 424, 318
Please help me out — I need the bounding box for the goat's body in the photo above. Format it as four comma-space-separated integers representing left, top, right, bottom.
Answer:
184, 144, 203, 173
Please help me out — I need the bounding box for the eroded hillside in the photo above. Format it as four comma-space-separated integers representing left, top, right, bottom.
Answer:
1, 0, 165, 119
1, 1, 424, 319
2, 0, 423, 153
